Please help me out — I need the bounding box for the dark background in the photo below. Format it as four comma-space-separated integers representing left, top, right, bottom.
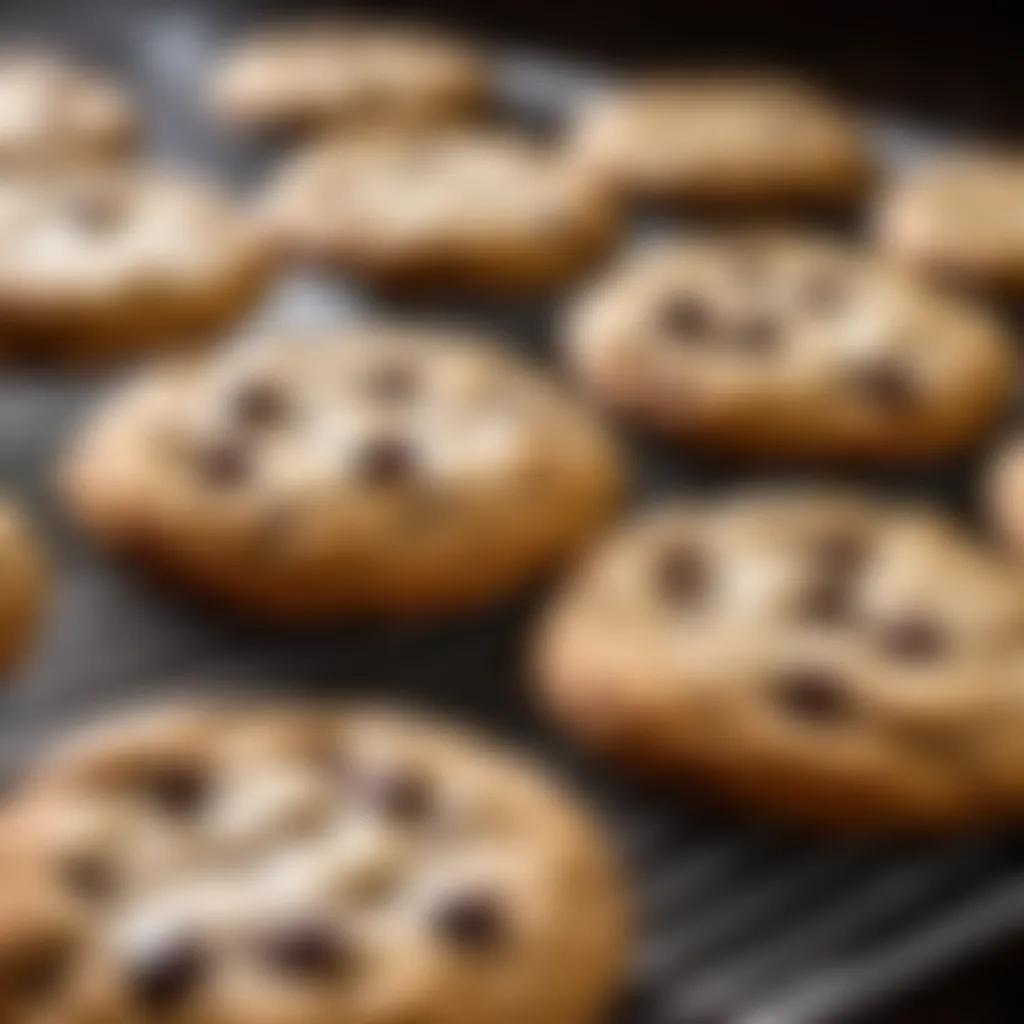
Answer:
3, 0, 1023, 132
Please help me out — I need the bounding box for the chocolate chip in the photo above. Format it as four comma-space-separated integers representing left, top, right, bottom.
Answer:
848, 361, 918, 413
801, 531, 868, 623
811, 531, 869, 576
655, 545, 711, 605
144, 764, 209, 818
729, 314, 780, 355
774, 666, 852, 725
354, 765, 433, 823
355, 437, 417, 485
658, 296, 715, 342
878, 617, 948, 662
59, 190, 123, 233
196, 440, 251, 487
365, 362, 419, 402
431, 890, 506, 951
127, 934, 207, 1011
231, 380, 288, 429
59, 853, 116, 903
801, 577, 853, 625
260, 920, 346, 979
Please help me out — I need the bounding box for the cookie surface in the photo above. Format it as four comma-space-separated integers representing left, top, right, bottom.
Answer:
0, 498, 48, 680
983, 436, 1024, 564
535, 492, 1024, 831
212, 23, 488, 134
571, 74, 872, 209
877, 153, 1024, 294
0, 702, 625, 1023
263, 132, 620, 292
61, 327, 622, 619
565, 234, 1014, 461
0, 50, 136, 168
0, 168, 274, 366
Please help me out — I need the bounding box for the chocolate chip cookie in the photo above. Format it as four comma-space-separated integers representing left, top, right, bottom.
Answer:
60, 326, 623, 619
0, 702, 626, 1023
0, 497, 48, 680
212, 22, 488, 135
564, 234, 1014, 461
0, 50, 136, 168
263, 131, 621, 292
877, 153, 1024, 294
571, 73, 872, 210
0, 168, 274, 366
535, 491, 1024, 831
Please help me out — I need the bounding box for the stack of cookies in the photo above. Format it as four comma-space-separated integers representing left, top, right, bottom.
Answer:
4, 19, 1024, 1023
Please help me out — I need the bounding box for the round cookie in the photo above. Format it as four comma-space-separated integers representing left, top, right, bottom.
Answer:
0, 168, 274, 366
263, 132, 621, 292
0, 702, 626, 1024
0, 50, 136, 168
570, 74, 872, 210
564, 234, 1014, 462
535, 492, 1024, 832
0, 497, 48, 680
211, 23, 488, 135
877, 153, 1024, 294
60, 326, 623, 620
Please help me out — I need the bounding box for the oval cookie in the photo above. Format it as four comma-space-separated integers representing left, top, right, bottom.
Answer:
877, 153, 1024, 294
571, 74, 872, 210
535, 491, 1024, 831
564, 234, 1014, 461
263, 131, 621, 293
0, 702, 626, 1024
60, 326, 623, 620
212, 22, 488, 135
0, 168, 274, 366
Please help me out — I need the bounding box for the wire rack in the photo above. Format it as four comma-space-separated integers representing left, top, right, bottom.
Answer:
3, 3, 1024, 1022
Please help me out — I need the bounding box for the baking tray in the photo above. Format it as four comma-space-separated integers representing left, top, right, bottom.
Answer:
3, 2, 1024, 1022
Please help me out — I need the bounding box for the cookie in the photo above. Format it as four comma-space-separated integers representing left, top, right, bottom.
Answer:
564, 234, 1014, 461
570, 73, 872, 210
877, 153, 1024, 294
0, 702, 626, 1023
0, 50, 136, 168
0, 168, 274, 366
535, 491, 1024, 831
0, 497, 48, 680
983, 435, 1024, 564
60, 326, 623, 619
211, 23, 488, 135
263, 131, 621, 292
